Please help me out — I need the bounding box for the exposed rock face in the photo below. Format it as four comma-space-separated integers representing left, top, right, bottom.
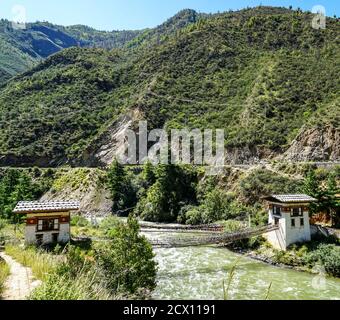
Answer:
282, 125, 340, 162
41, 169, 112, 217
77, 119, 338, 167
78, 109, 143, 167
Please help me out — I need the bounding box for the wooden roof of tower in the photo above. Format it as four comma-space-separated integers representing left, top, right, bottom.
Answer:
262, 194, 317, 204
13, 201, 80, 214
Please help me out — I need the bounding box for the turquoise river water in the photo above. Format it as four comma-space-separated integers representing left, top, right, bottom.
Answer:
145, 231, 340, 300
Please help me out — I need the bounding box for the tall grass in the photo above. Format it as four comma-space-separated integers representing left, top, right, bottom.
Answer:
29, 270, 116, 300
5, 245, 56, 281
0, 258, 10, 295
223, 262, 238, 300
4, 244, 117, 300
264, 282, 272, 300
223, 257, 273, 300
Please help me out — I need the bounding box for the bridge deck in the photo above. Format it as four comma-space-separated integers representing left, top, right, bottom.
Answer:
149, 225, 279, 248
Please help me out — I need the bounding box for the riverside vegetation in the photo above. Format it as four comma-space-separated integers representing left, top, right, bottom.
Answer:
4, 216, 156, 300
0, 162, 339, 283
0, 163, 339, 226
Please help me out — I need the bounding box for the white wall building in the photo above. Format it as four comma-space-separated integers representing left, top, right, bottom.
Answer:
263, 194, 317, 251
13, 201, 80, 245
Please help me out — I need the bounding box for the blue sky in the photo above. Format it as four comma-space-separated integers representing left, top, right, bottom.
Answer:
0, 0, 339, 30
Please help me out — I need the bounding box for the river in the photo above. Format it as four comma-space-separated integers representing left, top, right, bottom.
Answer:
143, 231, 340, 300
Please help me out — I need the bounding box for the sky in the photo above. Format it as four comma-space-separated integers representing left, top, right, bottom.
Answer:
0, 0, 339, 31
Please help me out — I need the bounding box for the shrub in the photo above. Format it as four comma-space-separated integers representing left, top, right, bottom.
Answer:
230, 236, 266, 251
238, 169, 303, 205
180, 206, 207, 225
71, 215, 90, 227
99, 216, 120, 235
304, 244, 340, 277
95, 217, 157, 295
273, 250, 301, 266
30, 244, 115, 300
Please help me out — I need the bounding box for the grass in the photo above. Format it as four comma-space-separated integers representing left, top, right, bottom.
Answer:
223, 257, 242, 300
51, 168, 92, 193
223, 257, 273, 300
0, 258, 10, 296
29, 269, 115, 300
1, 223, 25, 242
5, 245, 56, 281
223, 262, 238, 300
4, 244, 113, 300
264, 282, 272, 300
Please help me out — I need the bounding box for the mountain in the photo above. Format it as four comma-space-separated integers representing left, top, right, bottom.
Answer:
0, 19, 143, 84
0, 6, 339, 166
0, 9, 204, 84
127, 9, 203, 48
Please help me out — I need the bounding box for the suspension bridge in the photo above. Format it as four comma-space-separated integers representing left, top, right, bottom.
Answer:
144, 224, 279, 248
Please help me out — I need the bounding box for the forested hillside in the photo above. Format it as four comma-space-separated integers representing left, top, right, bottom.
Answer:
0, 7, 339, 166
0, 9, 203, 84
0, 19, 142, 84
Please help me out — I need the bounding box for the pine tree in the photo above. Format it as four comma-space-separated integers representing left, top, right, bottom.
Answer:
303, 170, 323, 214
107, 160, 128, 211
142, 161, 156, 188
107, 160, 137, 212
325, 174, 339, 226
304, 170, 319, 196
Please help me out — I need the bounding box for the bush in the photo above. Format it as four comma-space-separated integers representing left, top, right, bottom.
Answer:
136, 181, 176, 222
99, 216, 120, 235
230, 236, 266, 251
95, 217, 157, 295
71, 215, 90, 227
30, 244, 114, 300
178, 206, 207, 225
304, 244, 340, 277
238, 169, 303, 205
273, 250, 301, 266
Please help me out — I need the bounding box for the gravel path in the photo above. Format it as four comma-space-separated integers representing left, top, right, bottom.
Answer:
0, 252, 41, 300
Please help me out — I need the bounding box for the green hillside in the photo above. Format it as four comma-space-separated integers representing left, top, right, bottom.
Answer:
0, 9, 203, 85
0, 7, 339, 166
0, 19, 142, 85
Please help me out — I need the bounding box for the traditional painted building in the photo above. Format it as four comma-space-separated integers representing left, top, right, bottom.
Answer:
263, 194, 317, 250
13, 201, 80, 245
